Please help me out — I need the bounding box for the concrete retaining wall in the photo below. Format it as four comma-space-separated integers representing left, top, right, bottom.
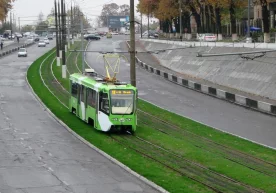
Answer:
140, 40, 276, 101
134, 56, 276, 115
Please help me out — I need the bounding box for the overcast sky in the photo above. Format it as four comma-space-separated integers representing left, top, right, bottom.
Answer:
11, 0, 139, 26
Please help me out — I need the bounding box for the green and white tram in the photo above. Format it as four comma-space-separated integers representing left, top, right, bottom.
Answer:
69, 70, 137, 133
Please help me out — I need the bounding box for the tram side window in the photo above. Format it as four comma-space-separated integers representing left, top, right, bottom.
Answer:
87, 88, 96, 108
100, 92, 109, 114
71, 82, 78, 98
81, 85, 85, 102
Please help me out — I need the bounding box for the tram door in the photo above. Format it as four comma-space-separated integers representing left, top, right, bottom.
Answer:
78, 85, 86, 121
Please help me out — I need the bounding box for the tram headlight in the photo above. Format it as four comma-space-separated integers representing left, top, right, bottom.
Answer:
112, 118, 119, 121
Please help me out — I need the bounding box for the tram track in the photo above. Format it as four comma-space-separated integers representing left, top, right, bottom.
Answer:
137, 110, 276, 178
39, 44, 272, 193
111, 133, 265, 193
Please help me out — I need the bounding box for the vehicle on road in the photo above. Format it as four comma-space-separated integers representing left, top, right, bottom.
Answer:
8, 34, 15, 39
69, 54, 137, 133
38, 40, 46, 47
142, 30, 159, 38
48, 35, 54, 40
26, 37, 35, 43
0, 35, 7, 41
44, 38, 50, 44
106, 33, 112, 38
15, 33, 23, 38
197, 33, 217, 42
69, 71, 137, 133
124, 31, 130, 35
18, 48, 27, 57
111, 32, 119, 35
84, 34, 101, 40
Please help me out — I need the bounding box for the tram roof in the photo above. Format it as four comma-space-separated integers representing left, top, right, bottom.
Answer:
69, 73, 136, 91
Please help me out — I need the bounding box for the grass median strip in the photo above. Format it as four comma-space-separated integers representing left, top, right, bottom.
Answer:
28, 48, 213, 193
28, 45, 276, 193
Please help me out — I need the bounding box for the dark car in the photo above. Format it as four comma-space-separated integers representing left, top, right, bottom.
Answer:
84, 34, 101, 40
48, 35, 53, 40
34, 37, 40, 42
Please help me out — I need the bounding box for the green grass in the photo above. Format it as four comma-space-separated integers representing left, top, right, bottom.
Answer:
138, 100, 276, 164
28, 47, 276, 193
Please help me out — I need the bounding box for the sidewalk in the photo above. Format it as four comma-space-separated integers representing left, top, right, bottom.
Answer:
144, 38, 276, 50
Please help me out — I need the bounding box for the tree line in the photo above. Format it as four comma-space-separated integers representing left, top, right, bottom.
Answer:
137, 0, 273, 41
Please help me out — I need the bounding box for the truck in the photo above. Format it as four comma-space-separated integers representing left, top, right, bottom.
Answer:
97, 27, 109, 33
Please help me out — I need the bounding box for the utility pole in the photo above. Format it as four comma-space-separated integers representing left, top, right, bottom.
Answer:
179, 0, 182, 41
67, 4, 71, 50
18, 17, 20, 33
147, 3, 150, 38
13, 13, 15, 30
246, 0, 252, 43
61, 0, 66, 78
130, 0, 136, 86
64, 3, 67, 52
247, 0, 250, 38
141, 12, 143, 38
54, 0, 60, 66
58, 1, 62, 58
71, 3, 74, 41
10, 12, 12, 36
80, 14, 84, 74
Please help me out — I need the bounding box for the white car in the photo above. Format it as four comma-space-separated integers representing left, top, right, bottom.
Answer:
15, 33, 23, 38
26, 37, 35, 43
197, 33, 217, 42
44, 38, 50, 44
124, 31, 130, 35
18, 48, 27, 57
38, 41, 46, 47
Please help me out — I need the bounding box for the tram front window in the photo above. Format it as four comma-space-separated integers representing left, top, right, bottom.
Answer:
110, 90, 134, 115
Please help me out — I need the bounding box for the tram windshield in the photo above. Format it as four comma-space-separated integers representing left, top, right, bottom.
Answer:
110, 90, 134, 115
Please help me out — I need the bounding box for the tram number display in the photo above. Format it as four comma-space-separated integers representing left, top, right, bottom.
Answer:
111, 90, 133, 95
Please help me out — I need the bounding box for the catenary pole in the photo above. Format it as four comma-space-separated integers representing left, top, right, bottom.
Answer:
58, 1, 62, 58
80, 14, 84, 74
54, 0, 60, 66
179, 0, 182, 41
247, 0, 250, 38
61, 0, 66, 78
130, 0, 136, 86
141, 12, 143, 38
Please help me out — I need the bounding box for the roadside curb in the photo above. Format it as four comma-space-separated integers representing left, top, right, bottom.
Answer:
25, 55, 169, 193
126, 42, 276, 116
0, 42, 35, 58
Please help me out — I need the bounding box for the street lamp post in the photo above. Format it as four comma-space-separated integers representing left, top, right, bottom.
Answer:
246, 0, 252, 43
179, 0, 182, 41
148, 1, 150, 38
141, 12, 143, 38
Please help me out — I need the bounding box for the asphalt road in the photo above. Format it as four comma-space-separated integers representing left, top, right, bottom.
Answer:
86, 35, 276, 149
0, 39, 158, 193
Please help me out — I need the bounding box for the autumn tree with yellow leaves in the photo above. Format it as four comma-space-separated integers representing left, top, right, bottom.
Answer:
138, 0, 253, 40
0, 0, 14, 21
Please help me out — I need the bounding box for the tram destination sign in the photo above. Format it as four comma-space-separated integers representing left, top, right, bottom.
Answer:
111, 90, 133, 95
